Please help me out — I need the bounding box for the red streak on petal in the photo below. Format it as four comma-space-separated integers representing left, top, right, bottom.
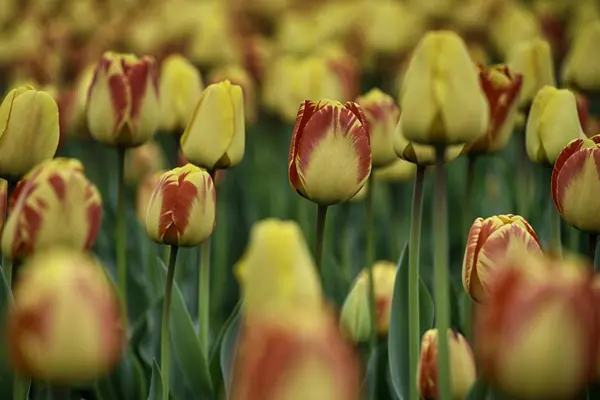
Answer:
108, 73, 129, 132
288, 100, 318, 191
418, 338, 439, 399
158, 172, 199, 245
11, 197, 43, 259
479, 66, 522, 141
47, 174, 66, 202
125, 60, 150, 121
84, 185, 102, 249
552, 139, 585, 213
555, 148, 591, 216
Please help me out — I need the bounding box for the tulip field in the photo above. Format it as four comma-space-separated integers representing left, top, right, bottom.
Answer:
3, 1, 600, 400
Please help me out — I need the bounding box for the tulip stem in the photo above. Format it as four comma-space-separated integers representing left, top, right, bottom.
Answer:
408, 166, 425, 400
116, 147, 128, 319
589, 233, 598, 266
161, 245, 179, 400
315, 204, 328, 271
463, 156, 476, 245
199, 239, 211, 354
434, 146, 452, 400
550, 203, 562, 257
2, 179, 17, 286
365, 172, 378, 397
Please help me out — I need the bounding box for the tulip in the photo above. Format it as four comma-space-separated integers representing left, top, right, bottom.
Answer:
208, 65, 257, 124
399, 31, 489, 146
2, 158, 102, 260
0, 85, 59, 179
340, 261, 397, 342
462, 214, 542, 303
159, 54, 204, 133
145, 164, 215, 247
136, 171, 165, 224
394, 119, 464, 166
464, 65, 523, 155
562, 21, 600, 92
125, 140, 167, 185
526, 86, 584, 165
552, 136, 600, 233
234, 219, 323, 319
374, 159, 417, 183
574, 92, 590, 136
9, 249, 124, 382
288, 99, 371, 205
187, 2, 237, 67
507, 38, 555, 108
180, 80, 245, 170
417, 329, 477, 400
0, 179, 6, 232
355, 88, 400, 167
348, 182, 368, 203
487, 2, 541, 59
86, 52, 160, 147
474, 252, 599, 399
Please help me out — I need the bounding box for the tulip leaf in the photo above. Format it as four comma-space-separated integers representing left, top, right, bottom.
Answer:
209, 299, 242, 396
388, 244, 435, 400
364, 341, 397, 400
0, 269, 13, 399
219, 306, 242, 398
157, 259, 214, 400
147, 360, 163, 400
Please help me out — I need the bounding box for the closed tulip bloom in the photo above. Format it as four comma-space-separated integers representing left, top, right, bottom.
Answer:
180, 80, 245, 170
374, 159, 417, 183
394, 119, 463, 166
399, 31, 490, 146
288, 99, 371, 205
562, 21, 600, 91
552, 136, 600, 233
526, 86, 584, 165
462, 214, 542, 303
2, 158, 102, 260
474, 253, 599, 399
464, 65, 523, 155
86, 52, 160, 147
340, 261, 397, 342
124, 140, 167, 185
208, 65, 257, 124
508, 38, 555, 108
145, 164, 215, 247
9, 249, 124, 382
0, 85, 59, 179
159, 54, 203, 133
417, 329, 477, 400
356, 88, 400, 167
488, 2, 541, 59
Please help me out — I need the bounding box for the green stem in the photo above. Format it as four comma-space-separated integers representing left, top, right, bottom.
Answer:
12, 377, 30, 400
2, 179, 17, 286
589, 233, 598, 266
161, 245, 179, 400
340, 203, 352, 280
463, 156, 476, 244
434, 147, 452, 400
315, 204, 328, 271
116, 147, 128, 318
199, 239, 211, 354
365, 173, 377, 400
408, 166, 425, 400
550, 204, 562, 257
516, 132, 530, 218
567, 227, 580, 253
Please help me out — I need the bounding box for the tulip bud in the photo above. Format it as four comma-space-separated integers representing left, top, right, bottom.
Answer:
145, 164, 216, 247
9, 249, 124, 382
394, 118, 464, 166
526, 86, 584, 165
507, 38, 555, 108
187, 2, 237, 67
474, 253, 599, 399
462, 214, 542, 303
340, 261, 397, 342
562, 21, 600, 91
464, 65, 523, 155
159, 54, 203, 133
374, 159, 417, 183
180, 80, 245, 170
417, 329, 477, 400
552, 136, 600, 233
124, 140, 167, 185
208, 65, 257, 124
2, 158, 102, 260
86, 52, 160, 147
288, 99, 371, 205
235, 219, 323, 319
399, 30, 490, 146
488, 2, 541, 60
355, 88, 400, 167
0, 85, 59, 179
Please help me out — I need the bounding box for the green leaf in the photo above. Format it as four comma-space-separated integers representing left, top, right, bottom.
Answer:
209, 299, 241, 397
467, 375, 489, 400
94, 376, 119, 400
157, 259, 213, 400
0, 269, 13, 399
219, 306, 242, 398
364, 341, 396, 400
147, 360, 163, 400
388, 244, 435, 400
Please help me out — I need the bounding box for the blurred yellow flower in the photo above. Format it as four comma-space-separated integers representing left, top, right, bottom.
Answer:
562, 20, 600, 91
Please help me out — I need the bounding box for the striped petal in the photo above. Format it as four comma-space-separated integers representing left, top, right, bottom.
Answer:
288, 100, 319, 192
124, 56, 160, 145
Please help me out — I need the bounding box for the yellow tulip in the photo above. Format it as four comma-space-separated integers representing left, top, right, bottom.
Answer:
124, 140, 167, 185
234, 219, 323, 320
275, 9, 328, 55
417, 329, 477, 400
0, 86, 59, 179
180, 80, 245, 170
340, 261, 397, 342
407, 0, 452, 19
562, 20, 600, 91
208, 65, 257, 124
2, 158, 102, 260
145, 164, 216, 247
86, 52, 160, 147
526, 86, 584, 165
356, 88, 400, 167
488, 2, 541, 59
9, 249, 123, 382
159, 54, 204, 133
399, 30, 489, 146
507, 38, 555, 108
374, 159, 417, 182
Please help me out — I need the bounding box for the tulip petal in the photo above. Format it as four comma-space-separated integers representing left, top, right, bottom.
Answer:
289, 100, 319, 191
552, 138, 585, 213
125, 57, 159, 144
218, 84, 245, 168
